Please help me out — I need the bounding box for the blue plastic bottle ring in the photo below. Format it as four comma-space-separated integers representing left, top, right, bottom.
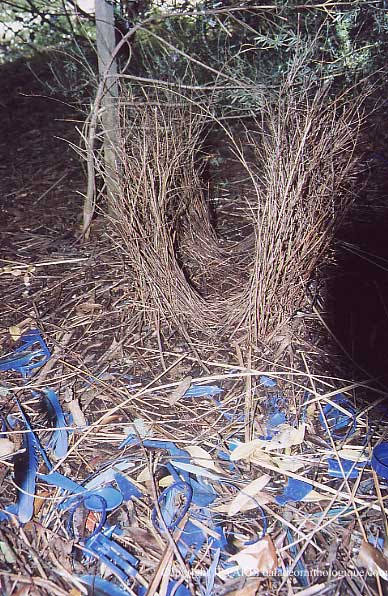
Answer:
372, 443, 388, 479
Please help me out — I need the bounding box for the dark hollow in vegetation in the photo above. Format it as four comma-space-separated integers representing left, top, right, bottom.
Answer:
329, 158, 388, 389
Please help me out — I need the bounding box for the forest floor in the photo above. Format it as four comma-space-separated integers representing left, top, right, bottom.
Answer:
1, 55, 388, 596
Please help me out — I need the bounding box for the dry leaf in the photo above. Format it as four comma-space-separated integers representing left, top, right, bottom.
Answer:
272, 456, 305, 472
137, 468, 151, 483
0, 438, 15, 458
186, 445, 222, 473
228, 475, 272, 516
67, 399, 86, 428
168, 376, 192, 405
75, 302, 102, 315
9, 318, 34, 342
356, 539, 388, 579
231, 425, 306, 463
270, 423, 306, 448
229, 535, 277, 575
230, 440, 265, 462
337, 448, 368, 463
302, 489, 331, 502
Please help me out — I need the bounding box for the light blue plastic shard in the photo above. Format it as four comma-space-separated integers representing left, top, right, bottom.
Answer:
260, 376, 277, 388
38, 471, 123, 512
183, 385, 223, 398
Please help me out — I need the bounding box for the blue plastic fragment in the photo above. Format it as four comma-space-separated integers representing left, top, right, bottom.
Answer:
372, 442, 388, 479
79, 575, 130, 596
327, 457, 365, 479
211, 396, 245, 423
152, 481, 193, 533
119, 438, 191, 471
85, 527, 139, 581
286, 529, 309, 587
189, 477, 217, 507
183, 385, 223, 398
368, 534, 385, 551
0, 504, 18, 522
319, 394, 357, 440
211, 525, 228, 551
38, 471, 123, 512
0, 329, 50, 378
260, 376, 277, 388
179, 518, 207, 560
113, 472, 143, 501
138, 581, 191, 596
41, 388, 68, 458
205, 548, 220, 596
275, 478, 312, 505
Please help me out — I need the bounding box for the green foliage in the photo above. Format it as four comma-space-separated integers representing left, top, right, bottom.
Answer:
0, 0, 94, 63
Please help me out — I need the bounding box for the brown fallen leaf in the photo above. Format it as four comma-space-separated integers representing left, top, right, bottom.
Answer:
356, 539, 388, 579
75, 302, 102, 315
168, 376, 192, 405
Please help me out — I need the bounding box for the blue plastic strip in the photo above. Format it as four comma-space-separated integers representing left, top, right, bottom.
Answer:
79, 575, 130, 596
152, 481, 193, 533
319, 394, 357, 440
0, 329, 51, 378
275, 478, 312, 505
327, 457, 365, 479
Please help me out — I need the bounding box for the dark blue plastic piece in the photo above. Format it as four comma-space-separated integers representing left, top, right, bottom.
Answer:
179, 519, 207, 560
372, 443, 388, 479
0, 329, 50, 378
41, 388, 68, 458
189, 477, 217, 507
113, 472, 143, 501
138, 581, 191, 596
79, 575, 130, 596
211, 525, 228, 551
0, 504, 18, 522
275, 478, 312, 505
152, 481, 193, 533
319, 394, 357, 440
327, 457, 365, 479
85, 528, 139, 581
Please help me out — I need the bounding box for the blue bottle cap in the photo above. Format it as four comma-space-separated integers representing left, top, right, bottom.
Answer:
372, 443, 388, 479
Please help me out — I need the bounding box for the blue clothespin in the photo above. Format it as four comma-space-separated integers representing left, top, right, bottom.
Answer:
84, 527, 139, 581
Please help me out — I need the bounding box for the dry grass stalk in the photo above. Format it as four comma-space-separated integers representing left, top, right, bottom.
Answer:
242, 83, 364, 342
105, 76, 366, 346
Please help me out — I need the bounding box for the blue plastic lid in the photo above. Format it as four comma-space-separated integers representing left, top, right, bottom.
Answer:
372, 443, 388, 478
